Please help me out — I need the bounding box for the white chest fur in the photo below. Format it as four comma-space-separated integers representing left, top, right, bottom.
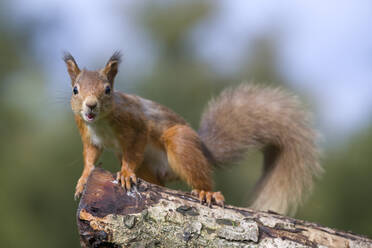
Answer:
87, 120, 121, 152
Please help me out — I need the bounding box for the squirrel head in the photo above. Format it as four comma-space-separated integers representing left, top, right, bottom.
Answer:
63, 52, 122, 123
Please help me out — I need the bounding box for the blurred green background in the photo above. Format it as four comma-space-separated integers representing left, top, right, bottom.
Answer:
1, 1, 372, 247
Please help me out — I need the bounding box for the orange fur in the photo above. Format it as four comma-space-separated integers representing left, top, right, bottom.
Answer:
74, 114, 102, 199
161, 125, 213, 191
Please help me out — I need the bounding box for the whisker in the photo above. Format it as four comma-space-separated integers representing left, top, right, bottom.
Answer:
64, 157, 82, 168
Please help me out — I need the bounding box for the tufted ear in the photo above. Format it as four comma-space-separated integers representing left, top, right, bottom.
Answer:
63, 52, 81, 84
101, 51, 122, 84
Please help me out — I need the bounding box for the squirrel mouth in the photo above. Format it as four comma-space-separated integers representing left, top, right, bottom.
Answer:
85, 113, 96, 121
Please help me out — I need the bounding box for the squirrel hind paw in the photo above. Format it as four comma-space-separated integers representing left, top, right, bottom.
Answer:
191, 189, 225, 207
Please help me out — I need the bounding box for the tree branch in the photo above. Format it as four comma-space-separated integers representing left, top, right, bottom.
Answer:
77, 168, 372, 248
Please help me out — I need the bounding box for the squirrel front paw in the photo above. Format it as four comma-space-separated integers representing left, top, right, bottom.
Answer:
75, 176, 88, 200
191, 189, 225, 207
116, 169, 137, 191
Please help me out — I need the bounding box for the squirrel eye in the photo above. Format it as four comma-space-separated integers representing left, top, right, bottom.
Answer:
105, 85, 111, 95
73, 86, 78, 95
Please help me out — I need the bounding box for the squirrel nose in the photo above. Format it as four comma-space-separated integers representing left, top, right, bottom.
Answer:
86, 101, 97, 110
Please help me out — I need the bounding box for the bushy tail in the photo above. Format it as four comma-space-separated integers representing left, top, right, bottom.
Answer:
198, 84, 322, 215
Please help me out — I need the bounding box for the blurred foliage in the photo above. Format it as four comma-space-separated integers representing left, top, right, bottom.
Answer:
0, 1, 371, 247
298, 127, 372, 236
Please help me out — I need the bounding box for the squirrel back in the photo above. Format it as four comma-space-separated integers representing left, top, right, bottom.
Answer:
199, 84, 322, 215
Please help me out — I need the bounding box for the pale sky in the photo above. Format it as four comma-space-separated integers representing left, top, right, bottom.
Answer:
6, 0, 372, 142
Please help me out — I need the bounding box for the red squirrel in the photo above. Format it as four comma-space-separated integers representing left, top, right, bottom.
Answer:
64, 52, 322, 215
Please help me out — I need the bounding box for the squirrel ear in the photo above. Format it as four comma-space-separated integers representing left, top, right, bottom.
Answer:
63, 52, 81, 84
102, 51, 122, 84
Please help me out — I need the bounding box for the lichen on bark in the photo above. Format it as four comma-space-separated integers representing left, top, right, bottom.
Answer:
77, 168, 372, 248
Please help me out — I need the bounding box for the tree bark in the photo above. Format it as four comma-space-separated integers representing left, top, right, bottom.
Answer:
77, 168, 372, 248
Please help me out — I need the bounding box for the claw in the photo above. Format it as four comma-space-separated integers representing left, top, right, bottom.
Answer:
74, 191, 81, 201
75, 176, 88, 200
191, 189, 225, 207
205, 192, 212, 207
198, 190, 206, 204
117, 169, 137, 191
